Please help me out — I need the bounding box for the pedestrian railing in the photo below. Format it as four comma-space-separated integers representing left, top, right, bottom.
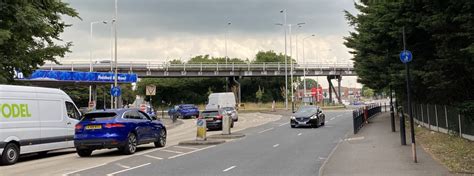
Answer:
403, 103, 473, 141
353, 104, 382, 134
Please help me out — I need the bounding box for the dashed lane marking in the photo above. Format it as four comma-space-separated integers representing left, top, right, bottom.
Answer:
106, 163, 151, 176
273, 144, 280, 148
223, 166, 236, 172
144, 154, 163, 160
258, 127, 274, 133
168, 145, 216, 159
161, 149, 184, 154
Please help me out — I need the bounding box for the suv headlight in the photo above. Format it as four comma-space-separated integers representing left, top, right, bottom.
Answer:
290, 116, 296, 120
310, 115, 318, 119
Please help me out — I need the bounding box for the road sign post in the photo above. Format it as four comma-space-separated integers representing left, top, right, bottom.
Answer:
146, 85, 156, 109
400, 26, 417, 163
196, 118, 207, 141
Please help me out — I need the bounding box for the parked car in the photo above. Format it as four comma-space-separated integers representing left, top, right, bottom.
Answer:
290, 105, 325, 128
200, 109, 234, 130
0, 85, 81, 165
168, 104, 199, 119
222, 107, 238, 121
74, 109, 166, 157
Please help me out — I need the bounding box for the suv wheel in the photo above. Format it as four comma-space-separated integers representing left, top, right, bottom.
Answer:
154, 129, 166, 148
122, 133, 138, 154
77, 149, 93, 157
1, 143, 19, 165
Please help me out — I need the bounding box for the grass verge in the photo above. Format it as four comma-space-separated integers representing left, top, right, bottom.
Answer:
408, 123, 474, 173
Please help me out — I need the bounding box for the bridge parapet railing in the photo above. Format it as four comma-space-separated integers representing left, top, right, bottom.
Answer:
40, 61, 354, 72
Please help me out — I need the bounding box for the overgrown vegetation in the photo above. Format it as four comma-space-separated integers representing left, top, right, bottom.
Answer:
344, 1, 473, 115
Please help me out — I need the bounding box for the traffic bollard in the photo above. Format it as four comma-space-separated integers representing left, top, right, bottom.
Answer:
196, 118, 207, 141
222, 112, 232, 135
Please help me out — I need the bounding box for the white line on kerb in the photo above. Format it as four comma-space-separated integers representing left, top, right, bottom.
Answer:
62, 163, 107, 176
258, 127, 274, 133
297, 133, 302, 136
144, 154, 163, 160
168, 145, 216, 159
106, 163, 151, 176
161, 149, 184, 154
223, 166, 236, 172
273, 144, 280, 148
173, 145, 199, 150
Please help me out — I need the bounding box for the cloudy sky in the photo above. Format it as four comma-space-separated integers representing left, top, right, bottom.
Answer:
60, 0, 361, 87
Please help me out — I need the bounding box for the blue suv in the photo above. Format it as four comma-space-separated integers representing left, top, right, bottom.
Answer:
74, 109, 166, 157
168, 104, 199, 119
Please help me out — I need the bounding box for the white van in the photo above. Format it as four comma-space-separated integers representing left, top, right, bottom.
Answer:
0, 85, 81, 165
205, 92, 236, 110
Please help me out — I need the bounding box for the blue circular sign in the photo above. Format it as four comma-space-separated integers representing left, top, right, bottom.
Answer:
197, 119, 205, 126
400, 50, 413, 63
110, 86, 121, 97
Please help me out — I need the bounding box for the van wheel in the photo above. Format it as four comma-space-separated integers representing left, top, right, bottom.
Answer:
231, 121, 234, 128
122, 133, 137, 155
154, 129, 166, 148
1, 143, 20, 165
76, 149, 92, 157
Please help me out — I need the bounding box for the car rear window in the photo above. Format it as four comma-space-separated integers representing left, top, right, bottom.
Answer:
82, 112, 117, 121
201, 111, 218, 118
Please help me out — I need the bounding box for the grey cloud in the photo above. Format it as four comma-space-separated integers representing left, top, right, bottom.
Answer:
64, 0, 355, 39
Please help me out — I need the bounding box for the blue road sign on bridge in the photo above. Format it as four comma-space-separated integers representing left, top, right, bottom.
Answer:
111, 86, 121, 97
400, 50, 413, 63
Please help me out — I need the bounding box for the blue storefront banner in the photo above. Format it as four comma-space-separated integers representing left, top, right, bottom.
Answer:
25, 70, 137, 83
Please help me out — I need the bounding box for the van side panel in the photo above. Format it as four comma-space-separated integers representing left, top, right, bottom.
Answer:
0, 92, 41, 154
36, 93, 70, 152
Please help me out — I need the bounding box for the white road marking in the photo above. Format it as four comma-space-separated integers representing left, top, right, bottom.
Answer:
115, 163, 130, 169
62, 163, 107, 176
168, 145, 216, 159
106, 163, 150, 176
161, 149, 184, 154
258, 127, 274, 133
330, 117, 336, 121
173, 146, 199, 150
223, 166, 236, 172
279, 122, 289, 127
336, 114, 343, 117
325, 121, 329, 123
144, 154, 163, 160
344, 136, 365, 141
297, 133, 302, 136
319, 157, 326, 160
273, 144, 280, 148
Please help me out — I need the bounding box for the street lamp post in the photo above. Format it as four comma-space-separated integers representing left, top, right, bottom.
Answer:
280, 9, 288, 110
89, 20, 107, 110
225, 22, 231, 65
302, 34, 315, 98
114, 0, 119, 109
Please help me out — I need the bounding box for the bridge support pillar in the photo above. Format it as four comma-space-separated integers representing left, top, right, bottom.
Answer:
232, 77, 241, 106
91, 84, 98, 110
327, 75, 342, 105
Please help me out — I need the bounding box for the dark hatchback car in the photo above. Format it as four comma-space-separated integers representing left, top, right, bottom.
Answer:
201, 109, 234, 130
168, 104, 200, 119
74, 109, 166, 157
290, 105, 325, 128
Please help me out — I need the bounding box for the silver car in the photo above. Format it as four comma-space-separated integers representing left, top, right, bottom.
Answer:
222, 107, 238, 121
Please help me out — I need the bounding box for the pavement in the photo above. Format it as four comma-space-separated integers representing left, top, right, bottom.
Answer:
64, 109, 354, 176
321, 112, 450, 176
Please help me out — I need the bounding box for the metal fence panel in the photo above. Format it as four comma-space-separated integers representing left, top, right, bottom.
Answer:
436, 105, 447, 128
446, 106, 459, 133
428, 104, 437, 128
461, 114, 474, 136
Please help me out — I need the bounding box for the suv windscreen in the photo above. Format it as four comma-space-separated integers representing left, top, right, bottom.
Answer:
82, 112, 117, 121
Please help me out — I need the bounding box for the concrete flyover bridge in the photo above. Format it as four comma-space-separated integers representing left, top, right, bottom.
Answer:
39, 61, 356, 77
39, 61, 356, 104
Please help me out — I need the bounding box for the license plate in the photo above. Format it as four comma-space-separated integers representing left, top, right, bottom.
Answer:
298, 121, 306, 125
85, 125, 102, 130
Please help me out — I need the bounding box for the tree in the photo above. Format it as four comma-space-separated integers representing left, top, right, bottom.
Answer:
344, 1, 474, 108
361, 86, 374, 98
0, 1, 80, 83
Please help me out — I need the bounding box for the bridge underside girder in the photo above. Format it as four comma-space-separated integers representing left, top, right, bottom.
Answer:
327, 75, 342, 105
